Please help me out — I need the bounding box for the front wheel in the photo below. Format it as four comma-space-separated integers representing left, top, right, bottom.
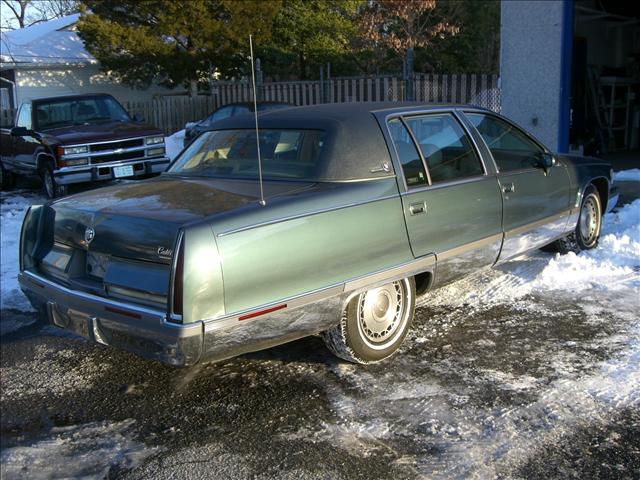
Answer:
550, 184, 602, 254
322, 277, 416, 364
40, 163, 67, 199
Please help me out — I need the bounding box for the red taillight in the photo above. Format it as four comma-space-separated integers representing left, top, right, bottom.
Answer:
172, 237, 184, 316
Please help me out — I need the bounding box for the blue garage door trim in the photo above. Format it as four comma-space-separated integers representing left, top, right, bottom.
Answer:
558, 0, 573, 153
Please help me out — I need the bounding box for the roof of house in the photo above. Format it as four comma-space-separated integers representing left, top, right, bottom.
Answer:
0, 14, 96, 69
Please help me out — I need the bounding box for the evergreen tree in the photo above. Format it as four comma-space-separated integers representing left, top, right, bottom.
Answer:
264, 0, 362, 79
77, 0, 281, 92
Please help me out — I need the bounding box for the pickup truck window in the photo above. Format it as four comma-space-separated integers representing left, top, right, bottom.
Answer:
34, 95, 130, 130
387, 118, 428, 187
404, 113, 483, 184
466, 113, 545, 172
16, 103, 32, 129
169, 129, 325, 181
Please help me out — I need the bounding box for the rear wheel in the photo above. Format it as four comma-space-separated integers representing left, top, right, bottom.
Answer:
322, 277, 416, 364
40, 162, 67, 199
549, 184, 602, 254
0, 162, 16, 190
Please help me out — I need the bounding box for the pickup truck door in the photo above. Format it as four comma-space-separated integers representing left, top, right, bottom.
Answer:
385, 112, 503, 285
464, 112, 572, 261
0, 128, 15, 168
11, 102, 40, 174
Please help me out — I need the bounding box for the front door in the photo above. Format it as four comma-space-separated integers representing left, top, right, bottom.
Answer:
386, 112, 503, 285
12, 102, 39, 174
464, 112, 572, 261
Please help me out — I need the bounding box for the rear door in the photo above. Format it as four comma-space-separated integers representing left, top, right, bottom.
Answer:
463, 112, 572, 261
385, 111, 503, 285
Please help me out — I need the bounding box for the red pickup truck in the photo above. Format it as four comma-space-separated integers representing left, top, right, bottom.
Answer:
0, 93, 171, 198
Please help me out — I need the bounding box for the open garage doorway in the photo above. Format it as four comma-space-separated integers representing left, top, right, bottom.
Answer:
573, 1, 640, 167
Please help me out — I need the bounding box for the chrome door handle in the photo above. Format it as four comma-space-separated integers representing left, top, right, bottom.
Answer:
409, 202, 426, 215
502, 182, 515, 194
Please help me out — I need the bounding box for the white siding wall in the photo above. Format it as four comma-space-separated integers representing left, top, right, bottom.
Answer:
15, 65, 180, 105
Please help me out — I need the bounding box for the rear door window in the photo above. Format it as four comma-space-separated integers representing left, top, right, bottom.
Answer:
387, 118, 428, 187
404, 113, 484, 184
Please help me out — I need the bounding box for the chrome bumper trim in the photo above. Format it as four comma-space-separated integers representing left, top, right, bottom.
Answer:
54, 157, 170, 185
19, 270, 203, 366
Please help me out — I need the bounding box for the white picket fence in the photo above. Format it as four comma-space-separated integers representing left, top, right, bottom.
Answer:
1, 73, 500, 134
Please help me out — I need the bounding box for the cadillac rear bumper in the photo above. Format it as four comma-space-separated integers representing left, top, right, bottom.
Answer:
19, 270, 203, 366
54, 157, 171, 185
19, 270, 342, 367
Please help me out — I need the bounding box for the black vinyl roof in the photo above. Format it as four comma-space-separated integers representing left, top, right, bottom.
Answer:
204, 102, 468, 181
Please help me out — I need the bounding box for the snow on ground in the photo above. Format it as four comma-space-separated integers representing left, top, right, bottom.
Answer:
0, 420, 155, 479
166, 129, 185, 160
283, 198, 640, 478
0, 191, 45, 333
614, 168, 640, 182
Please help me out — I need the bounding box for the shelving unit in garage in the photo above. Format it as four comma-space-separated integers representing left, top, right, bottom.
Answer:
589, 68, 637, 153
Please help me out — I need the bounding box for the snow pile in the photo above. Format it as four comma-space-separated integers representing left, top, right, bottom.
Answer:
0, 192, 41, 313
534, 199, 640, 292
0, 420, 155, 479
166, 129, 185, 160
614, 168, 640, 182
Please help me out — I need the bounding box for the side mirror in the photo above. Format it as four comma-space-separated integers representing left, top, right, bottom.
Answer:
10, 126, 29, 137
536, 152, 555, 171
133, 113, 145, 123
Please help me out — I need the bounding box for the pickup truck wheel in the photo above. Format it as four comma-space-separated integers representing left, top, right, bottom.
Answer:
0, 163, 16, 190
40, 164, 67, 199
322, 277, 415, 364
550, 184, 602, 254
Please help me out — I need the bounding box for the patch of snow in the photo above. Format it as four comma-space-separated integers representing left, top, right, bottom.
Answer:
614, 168, 640, 182
296, 304, 640, 478
166, 129, 185, 160
0, 191, 45, 330
0, 420, 155, 480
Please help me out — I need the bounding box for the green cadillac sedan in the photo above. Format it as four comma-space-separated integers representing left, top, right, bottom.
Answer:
18, 103, 618, 366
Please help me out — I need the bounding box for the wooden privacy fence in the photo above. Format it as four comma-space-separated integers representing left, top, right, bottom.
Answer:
122, 96, 218, 135
414, 73, 500, 112
0, 73, 500, 134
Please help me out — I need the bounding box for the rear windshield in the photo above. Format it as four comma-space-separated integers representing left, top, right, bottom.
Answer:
34, 96, 130, 130
168, 129, 326, 181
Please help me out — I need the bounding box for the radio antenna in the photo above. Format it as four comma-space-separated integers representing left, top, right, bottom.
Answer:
249, 34, 266, 206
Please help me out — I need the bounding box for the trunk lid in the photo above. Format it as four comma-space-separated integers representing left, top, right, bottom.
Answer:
37, 176, 315, 307
49, 176, 314, 262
